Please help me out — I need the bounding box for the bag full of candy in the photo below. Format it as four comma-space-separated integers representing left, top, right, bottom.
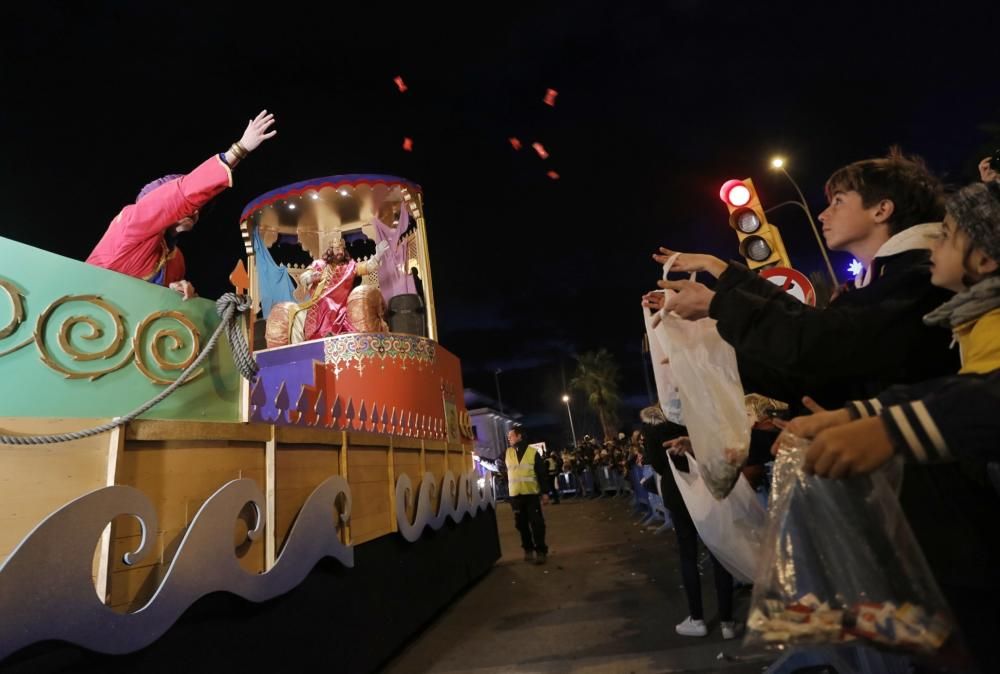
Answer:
745, 433, 953, 653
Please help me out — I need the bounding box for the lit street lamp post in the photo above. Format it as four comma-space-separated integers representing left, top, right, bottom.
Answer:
561, 394, 578, 449
768, 157, 838, 287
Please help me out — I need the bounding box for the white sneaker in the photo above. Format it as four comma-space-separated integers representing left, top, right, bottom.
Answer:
675, 616, 708, 637
721, 621, 738, 640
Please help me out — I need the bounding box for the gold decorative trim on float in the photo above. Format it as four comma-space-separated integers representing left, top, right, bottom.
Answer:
0, 283, 207, 386
132, 310, 204, 385
0, 278, 30, 357
35, 294, 134, 381
0, 279, 26, 340
323, 333, 436, 378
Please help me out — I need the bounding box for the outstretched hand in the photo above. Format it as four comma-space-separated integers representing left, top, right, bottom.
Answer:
298, 269, 319, 288
652, 247, 728, 278
239, 110, 277, 152
642, 290, 665, 311
371, 240, 390, 264
804, 416, 896, 478
656, 279, 714, 320
663, 436, 692, 456
771, 396, 850, 456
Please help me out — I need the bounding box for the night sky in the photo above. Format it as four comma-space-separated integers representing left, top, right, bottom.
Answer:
3, 2, 999, 448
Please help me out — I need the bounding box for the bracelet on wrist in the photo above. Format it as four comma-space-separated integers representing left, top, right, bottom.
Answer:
229, 142, 249, 160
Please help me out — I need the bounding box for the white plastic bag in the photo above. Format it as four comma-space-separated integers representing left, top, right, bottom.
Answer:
642, 306, 683, 425
643, 276, 765, 583
668, 453, 766, 583
658, 254, 750, 499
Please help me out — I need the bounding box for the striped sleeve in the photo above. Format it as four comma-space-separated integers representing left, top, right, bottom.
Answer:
880, 401, 952, 464
846, 398, 883, 419
846, 372, 1000, 465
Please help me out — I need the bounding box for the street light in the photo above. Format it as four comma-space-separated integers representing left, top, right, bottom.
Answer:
768, 156, 838, 286
561, 394, 578, 449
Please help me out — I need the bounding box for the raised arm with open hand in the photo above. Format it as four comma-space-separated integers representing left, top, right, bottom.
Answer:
238, 110, 277, 152
652, 247, 729, 278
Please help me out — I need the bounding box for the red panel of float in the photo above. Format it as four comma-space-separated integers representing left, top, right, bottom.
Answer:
250, 333, 471, 442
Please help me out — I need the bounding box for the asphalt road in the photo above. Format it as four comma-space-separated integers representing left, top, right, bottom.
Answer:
383, 493, 776, 673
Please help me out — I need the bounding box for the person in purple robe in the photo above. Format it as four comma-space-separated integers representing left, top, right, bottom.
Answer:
371, 200, 417, 301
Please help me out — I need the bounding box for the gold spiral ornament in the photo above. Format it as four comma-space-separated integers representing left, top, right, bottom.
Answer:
0, 278, 31, 357
34, 294, 133, 380
132, 310, 203, 385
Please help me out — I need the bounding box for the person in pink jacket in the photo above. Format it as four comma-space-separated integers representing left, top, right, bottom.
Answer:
87, 110, 277, 299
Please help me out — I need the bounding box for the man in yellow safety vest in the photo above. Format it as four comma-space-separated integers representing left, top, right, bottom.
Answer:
505, 425, 550, 564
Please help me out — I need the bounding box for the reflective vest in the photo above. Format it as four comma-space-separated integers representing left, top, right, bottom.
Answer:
506, 445, 539, 496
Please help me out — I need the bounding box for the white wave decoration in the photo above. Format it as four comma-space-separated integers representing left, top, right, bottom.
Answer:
395, 469, 495, 542
0, 475, 352, 659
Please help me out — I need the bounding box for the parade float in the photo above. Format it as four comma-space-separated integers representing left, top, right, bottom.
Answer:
0, 175, 499, 673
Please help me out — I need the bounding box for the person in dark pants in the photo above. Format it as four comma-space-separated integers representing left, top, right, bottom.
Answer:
505, 425, 550, 564
640, 405, 736, 639
545, 450, 561, 504
669, 481, 735, 639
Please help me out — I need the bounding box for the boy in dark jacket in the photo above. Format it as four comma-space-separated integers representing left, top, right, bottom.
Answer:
642, 150, 966, 583
644, 149, 956, 410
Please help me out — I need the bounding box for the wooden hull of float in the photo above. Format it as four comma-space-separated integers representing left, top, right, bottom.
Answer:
0, 417, 498, 673
0, 234, 499, 672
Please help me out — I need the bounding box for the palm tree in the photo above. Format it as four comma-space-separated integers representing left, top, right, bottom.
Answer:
569, 349, 622, 441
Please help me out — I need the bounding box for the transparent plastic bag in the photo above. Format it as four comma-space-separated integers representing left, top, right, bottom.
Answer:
746, 433, 954, 653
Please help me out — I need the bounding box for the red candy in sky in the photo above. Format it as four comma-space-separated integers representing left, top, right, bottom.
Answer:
402, 137, 413, 151
532, 142, 549, 159
547, 170, 560, 180
394, 76, 408, 93
509, 137, 522, 150
544, 88, 558, 106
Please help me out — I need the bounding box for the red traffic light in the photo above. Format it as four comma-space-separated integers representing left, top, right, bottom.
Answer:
719, 179, 751, 207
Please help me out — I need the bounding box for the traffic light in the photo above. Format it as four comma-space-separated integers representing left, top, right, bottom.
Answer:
719, 178, 791, 270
